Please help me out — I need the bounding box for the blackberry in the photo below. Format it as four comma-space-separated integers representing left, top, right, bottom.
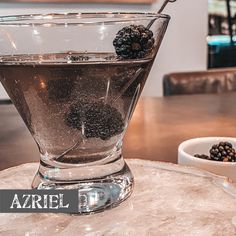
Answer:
194, 142, 236, 162
65, 100, 124, 140
209, 142, 236, 162
194, 154, 211, 160
113, 25, 155, 59
68, 55, 89, 62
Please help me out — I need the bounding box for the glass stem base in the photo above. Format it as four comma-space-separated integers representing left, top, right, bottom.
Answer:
31, 156, 134, 214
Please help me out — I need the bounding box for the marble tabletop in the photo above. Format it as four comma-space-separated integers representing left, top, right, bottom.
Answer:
0, 159, 236, 236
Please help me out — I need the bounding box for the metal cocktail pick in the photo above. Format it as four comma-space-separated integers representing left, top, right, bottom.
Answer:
147, 0, 177, 29
158, 0, 177, 14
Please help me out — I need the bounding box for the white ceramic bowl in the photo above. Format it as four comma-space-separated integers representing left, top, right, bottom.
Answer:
178, 137, 236, 182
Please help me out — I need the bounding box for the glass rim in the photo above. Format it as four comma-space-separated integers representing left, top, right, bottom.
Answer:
0, 12, 170, 26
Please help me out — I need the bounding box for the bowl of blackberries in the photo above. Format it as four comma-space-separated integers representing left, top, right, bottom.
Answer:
178, 137, 236, 182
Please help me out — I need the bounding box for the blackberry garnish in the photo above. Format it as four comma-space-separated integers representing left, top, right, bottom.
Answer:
47, 78, 74, 101
65, 100, 124, 140
113, 25, 155, 59
209, 142, 236, 162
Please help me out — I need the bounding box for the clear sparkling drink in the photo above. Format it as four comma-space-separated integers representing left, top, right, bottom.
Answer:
0, 52, 153, 183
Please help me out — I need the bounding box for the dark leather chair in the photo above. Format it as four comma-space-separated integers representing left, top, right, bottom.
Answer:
163, 68, 236, 96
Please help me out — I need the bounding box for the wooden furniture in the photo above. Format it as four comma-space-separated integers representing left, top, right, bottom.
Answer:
1, 93, 236, 170
163, 68, 236, 96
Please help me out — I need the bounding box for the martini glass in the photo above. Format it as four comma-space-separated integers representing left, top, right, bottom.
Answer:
0, 13, 170, 214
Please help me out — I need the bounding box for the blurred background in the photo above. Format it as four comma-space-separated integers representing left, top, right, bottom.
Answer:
0, 0, 229, 98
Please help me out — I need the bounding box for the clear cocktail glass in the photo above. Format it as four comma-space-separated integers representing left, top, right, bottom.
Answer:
0, 13, 170, 214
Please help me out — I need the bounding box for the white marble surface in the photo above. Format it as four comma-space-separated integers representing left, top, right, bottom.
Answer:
0, 159, 236, 236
